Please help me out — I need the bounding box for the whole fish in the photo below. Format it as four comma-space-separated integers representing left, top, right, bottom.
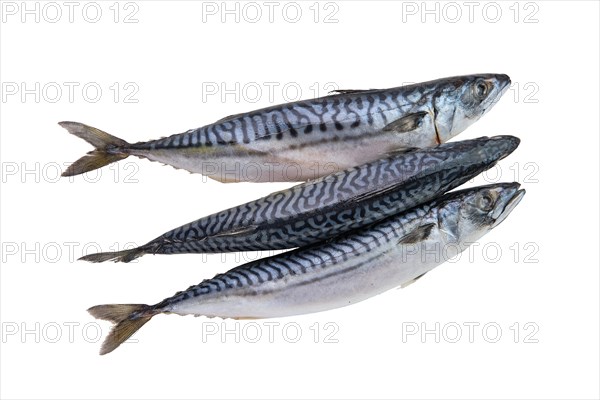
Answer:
61, 74, 510, 182
80, 136, 519, 263
89, 182, 525, 354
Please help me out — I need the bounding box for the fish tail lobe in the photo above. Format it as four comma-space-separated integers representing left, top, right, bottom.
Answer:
79, 246, 146, 263
59, 121, 130, 177
88, 304, 154, 355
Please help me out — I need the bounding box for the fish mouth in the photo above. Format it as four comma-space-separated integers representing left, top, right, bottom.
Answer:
488, 73, 511, 94
496, 74, 512, 91
492, 184, 525, 228
485, 74, 511, 108
497, 77, 511, 100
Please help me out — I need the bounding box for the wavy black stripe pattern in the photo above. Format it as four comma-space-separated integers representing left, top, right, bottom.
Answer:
132, 81, 440, 151
156, 197, 433, 307
142, 137, 507, 256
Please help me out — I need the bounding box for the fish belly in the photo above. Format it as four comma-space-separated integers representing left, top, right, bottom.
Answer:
134, 129, 437, 182
168, 241, 447, 319
132, 109, 440, 182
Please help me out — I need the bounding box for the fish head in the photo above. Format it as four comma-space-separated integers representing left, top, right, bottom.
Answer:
435, 182, 525, 244
433, 135, 521, 168
421, 135, 521, 194
476, 135, 521, 163
432, 74, 511, 142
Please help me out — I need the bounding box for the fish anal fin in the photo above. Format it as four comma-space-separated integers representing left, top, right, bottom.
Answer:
383, 111, 429, 133
400, 272, 429, 289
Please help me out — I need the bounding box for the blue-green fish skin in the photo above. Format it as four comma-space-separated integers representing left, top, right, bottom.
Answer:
88, 182, 525, 355
60, 74, 510, 182
80, 135, 519, 263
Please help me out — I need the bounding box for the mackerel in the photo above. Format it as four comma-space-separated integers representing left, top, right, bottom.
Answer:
89, 182, 525, 354
81, 136, 519, 263
61, 74, 510, 182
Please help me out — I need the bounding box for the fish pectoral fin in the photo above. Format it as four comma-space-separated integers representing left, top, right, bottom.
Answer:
382, 111, 429, 133
400, 272, 429, 289
398, 223, 435, 245
350, 183, 404, 203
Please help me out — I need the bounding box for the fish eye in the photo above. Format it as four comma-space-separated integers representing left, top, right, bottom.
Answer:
477, 192, 495, 212
472, 80, 489, 100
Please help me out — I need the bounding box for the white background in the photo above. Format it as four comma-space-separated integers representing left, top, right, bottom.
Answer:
1, 1, 598, 399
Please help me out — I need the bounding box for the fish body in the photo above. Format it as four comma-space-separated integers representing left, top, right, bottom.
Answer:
81, 136, 520, 263
89, 183, 525, 354
61, 74, 510, 182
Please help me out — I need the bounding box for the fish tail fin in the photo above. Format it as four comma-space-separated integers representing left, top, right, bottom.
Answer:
79, 246, 147, 263
88, 304, 154, 355
59, 121, 130, 177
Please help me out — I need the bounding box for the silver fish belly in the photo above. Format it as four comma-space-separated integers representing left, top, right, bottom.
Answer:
80, 136, 520, 263
88, 182, 525, 354
61, 74, 510, 182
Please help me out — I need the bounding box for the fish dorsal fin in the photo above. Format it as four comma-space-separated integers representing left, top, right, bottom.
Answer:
383, 111, 429, 133
400, 272, 429, 289
215, 112, 245, 124
398, 223, 435, 245
328, 89, 373, 95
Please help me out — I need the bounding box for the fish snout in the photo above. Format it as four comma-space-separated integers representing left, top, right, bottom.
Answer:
486, 135, 521, 160
491, 183, 525, 228
494, 73, 511, 89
